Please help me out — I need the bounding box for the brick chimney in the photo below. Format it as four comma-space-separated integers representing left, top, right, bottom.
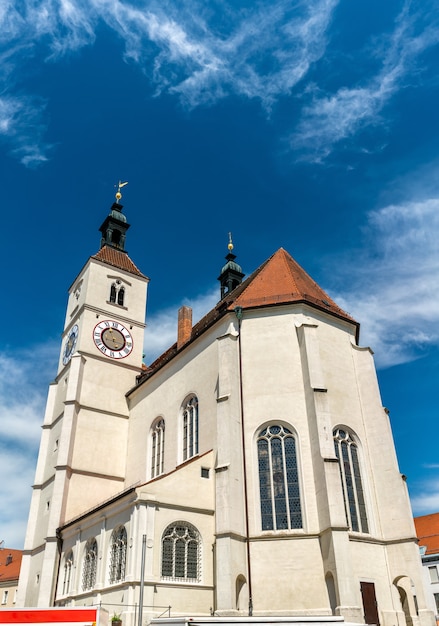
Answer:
177, 306, 192, 349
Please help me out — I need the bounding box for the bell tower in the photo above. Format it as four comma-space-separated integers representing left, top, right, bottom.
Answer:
18, 185, 149, 607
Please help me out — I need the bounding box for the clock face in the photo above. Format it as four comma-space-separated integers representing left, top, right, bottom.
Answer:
63, 324, 79, 365
93, 320, 133, 359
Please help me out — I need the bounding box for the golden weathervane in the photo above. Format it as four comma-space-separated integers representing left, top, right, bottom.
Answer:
115, 180, 128, 202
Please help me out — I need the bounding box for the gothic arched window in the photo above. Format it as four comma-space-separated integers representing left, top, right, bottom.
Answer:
182, 396, 198, 462
110, 283, 117, 303
117, 286, 125, 306
82, 538, 97, 591
151, 418, 165, 478
109, 526, 127, 584
257, 424, 302, 531
62, 551, 73, 595
333, 428, 369, 533
161, 522, 200, 581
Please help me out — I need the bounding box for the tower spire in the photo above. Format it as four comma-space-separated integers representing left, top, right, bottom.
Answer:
218, 232, 245, 299
99, 182, 131, 252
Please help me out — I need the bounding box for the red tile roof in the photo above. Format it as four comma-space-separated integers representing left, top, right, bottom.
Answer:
136, 247, 358, 385
0, 549, 22, 583
92, 246, 147, 278
231, 248, 356, 322
415, 513, 439, 555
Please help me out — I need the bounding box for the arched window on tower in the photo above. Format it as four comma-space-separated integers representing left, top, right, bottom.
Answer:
82, 538, 97, 591
151, 418, 165, 478
109, 280, 125, 306
117, 286, 125, 306
62, 551, 73, 595
109, 526, 127, 584
257, 424, 302, 531
333, 427, 369, 533
110, 283, 117, 303
161, 522, 200, 582
182, 396, 198, 462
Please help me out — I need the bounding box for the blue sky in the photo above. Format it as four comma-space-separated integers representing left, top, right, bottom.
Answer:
1, 0, 439, 549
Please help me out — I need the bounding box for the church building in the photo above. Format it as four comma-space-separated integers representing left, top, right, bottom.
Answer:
17, 193, 433, 626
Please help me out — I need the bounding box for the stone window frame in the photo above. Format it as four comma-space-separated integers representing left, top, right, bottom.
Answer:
151, 417, 165, 479
182, 395, 199, 462
333, 427, 369, 534
82, 538, 98, 591
62, 550, 73, 595
161, 521, 201, 583
109, 526, 127, 584
257, 422, 303, 531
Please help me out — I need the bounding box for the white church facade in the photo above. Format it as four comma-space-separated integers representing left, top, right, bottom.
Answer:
17, 196, 434, 626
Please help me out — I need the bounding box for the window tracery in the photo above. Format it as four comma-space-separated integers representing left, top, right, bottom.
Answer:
257, 424, 302, 531
109, 526, 127, 584
82, 538, 97, 591
161, 522, 200, 582
333, 428, 368, 533
62, 551, 73, 595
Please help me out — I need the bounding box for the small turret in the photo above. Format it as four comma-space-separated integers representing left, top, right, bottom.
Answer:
218, 233, 245, 299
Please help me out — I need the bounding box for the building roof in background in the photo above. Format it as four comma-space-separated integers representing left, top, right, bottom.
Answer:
0, 549, 22, 583
414, 513, 439, 555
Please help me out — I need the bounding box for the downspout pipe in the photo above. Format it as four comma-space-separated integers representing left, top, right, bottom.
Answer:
234, 306, 253, 616
51, 529, 63, 606
138, 534, 146, 626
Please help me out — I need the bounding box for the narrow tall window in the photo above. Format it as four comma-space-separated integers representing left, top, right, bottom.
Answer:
62, 551, 73, 595
257, 424, 302, 531
161, 522, 200, 582
110, 283, 117, 303
182, 396, 198, 461
109, 527, 127, 584
117, 287, 125, 306
333, 428, 369, 533
82, 538, 97, 591
429, 566, 439, 584
151, 418, 165, 478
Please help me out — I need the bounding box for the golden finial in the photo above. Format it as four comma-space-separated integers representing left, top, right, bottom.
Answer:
115, 180, 128, 202
228, 232, 234, 252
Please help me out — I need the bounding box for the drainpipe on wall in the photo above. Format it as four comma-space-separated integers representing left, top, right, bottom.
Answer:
234, 306, 253, 616
51, 529, 63, 606
138, 534, 146, 626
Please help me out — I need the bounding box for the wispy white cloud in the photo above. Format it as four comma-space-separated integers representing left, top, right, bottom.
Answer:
0, 91, 52, 167
330, 195, 439, 367
291, 2, 439, 161
0, 343, 58, 548
410, 476, 439, 516
144, 287, 218, 363
88, 0, 339, 109
1, 0, 338, 163
2, 0, 438, 164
